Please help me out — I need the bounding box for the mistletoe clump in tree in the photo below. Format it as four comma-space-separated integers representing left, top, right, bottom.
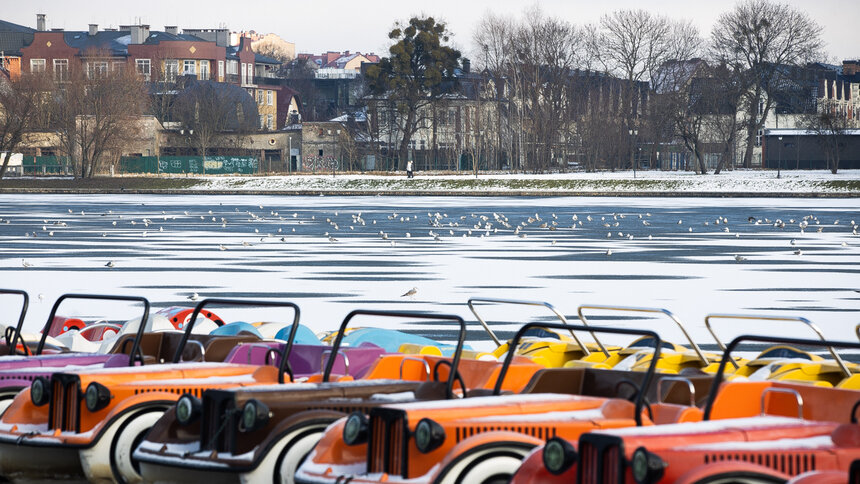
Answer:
367, 17, 461, 170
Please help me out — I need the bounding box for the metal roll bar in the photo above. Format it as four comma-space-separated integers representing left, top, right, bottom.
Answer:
705, 314, 849, 376
1, 289, 29, 356
492, 321, 662, 427
468, 297, 601, 356
703, 334, 860, 420
170, 298, 300, 385
36, 294, 149, 366
324, 310, 466, 400
321, 349, 350, 377
657, 376, 696, 406
761, 387, 804, 419
578, 304, 704, 364
399, 357, 431, 380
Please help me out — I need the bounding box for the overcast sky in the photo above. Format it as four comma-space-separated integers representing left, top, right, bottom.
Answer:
8, 0, 859, 63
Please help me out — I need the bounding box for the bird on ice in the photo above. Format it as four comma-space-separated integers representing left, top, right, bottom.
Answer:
401, 287, 418, 297
21, 259, 32, 268
187, 292, 200, 301
105, 261, 115, 268
734, 255, 747, 262
794, 249, 803, 256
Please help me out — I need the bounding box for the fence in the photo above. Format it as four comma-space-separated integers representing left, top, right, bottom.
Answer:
21, 156, 72, 175
119, 156, 259, 175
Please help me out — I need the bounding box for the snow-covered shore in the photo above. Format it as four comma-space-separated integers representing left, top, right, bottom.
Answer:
188, 169, 860, 195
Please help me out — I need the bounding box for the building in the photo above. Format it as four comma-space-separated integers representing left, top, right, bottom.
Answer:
7, 15, 300, 131
0, 18, 35, 78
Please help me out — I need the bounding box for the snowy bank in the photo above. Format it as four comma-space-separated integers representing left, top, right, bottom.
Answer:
188, 169, 860, 196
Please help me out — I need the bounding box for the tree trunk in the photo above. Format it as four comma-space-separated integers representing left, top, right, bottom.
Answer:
694, 145, 707, 175
397, 107, 417, 171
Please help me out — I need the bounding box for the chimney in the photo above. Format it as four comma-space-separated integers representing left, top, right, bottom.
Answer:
36, 14, 46, 31
215, 28, 229, 47
130, 24, 150, 44
89, 24, 98, 36
165, 25, 178, 35
462, 58, 471, 74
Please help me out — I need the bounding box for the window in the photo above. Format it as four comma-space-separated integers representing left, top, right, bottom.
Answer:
86, 61, 108, 79
267, 114, 273, 130
112, 61, 125, 72
247, 63, 254, 82
257, 90, 264, 105
266, 90, 273, 106
164, 60, 179, 82
756, 129, 763, 147
53, 59, 68, 82
183, 60, 196, 76
240, 63, 247, 84
30, 59, 46, 73
227, 60, 238, 75
218, 60, 224, 79
136, 59, 151, 81
259, 115, 265, 129
199, 60, 210, 80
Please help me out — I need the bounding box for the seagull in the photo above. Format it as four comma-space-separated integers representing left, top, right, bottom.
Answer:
606, 249, 613, 256
21, 259, 32, 268
401, 287, 418, 298
790, 239, 796, 246
187, 292, 200, 301
794, 249, 803, 256
105, 261, 115, 268
219, 244, 228, 251
734, 255, 747, 262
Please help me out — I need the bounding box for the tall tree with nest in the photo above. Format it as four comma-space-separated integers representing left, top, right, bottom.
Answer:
366, 17, 461, 170
711, 0, 823, 168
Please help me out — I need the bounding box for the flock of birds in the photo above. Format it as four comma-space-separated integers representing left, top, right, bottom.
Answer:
6, 205, 858, 275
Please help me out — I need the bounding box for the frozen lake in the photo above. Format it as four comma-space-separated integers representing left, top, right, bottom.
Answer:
1, 194, 858, 352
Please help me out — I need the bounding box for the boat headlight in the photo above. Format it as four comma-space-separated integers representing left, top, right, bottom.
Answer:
343, 412, 368, 446
31, 377, 51, 406
414, 418, 445, 453
84, 382, 112, 412
631, 447, 665, 484
176, 394, 201, 425
543, 437, 577, 475
240, 399, 270, 432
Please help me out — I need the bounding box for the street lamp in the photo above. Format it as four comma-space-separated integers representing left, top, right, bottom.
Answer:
628, 128, 638, 178
777, 135, 783, 179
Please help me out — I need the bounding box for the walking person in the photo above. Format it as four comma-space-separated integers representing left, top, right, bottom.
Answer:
406, 159, 414, 179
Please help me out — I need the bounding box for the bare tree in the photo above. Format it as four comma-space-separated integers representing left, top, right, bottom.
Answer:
0, 72, 52, 178
594, 10, 701, 171
49, 49, 147, 178
174, 80, 259, 162
803, 99, 855, 174
710, 0, 823, 168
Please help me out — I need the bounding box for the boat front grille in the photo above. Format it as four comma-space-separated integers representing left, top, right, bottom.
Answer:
704, 452, 816, 476
578, 434, 624, 484
368, 410, 408, 478
48, 374, 81, 432
200, 390, 236, 453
